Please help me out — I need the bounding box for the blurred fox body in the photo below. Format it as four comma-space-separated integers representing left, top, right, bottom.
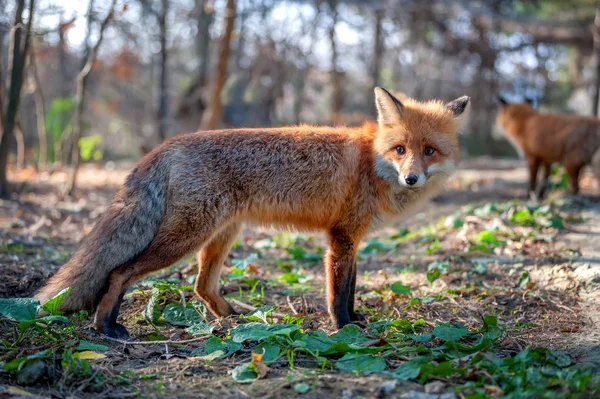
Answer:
497, 99, 600, 198
36, 88, 469, 338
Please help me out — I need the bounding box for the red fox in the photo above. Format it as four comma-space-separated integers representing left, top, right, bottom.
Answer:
496, 97, 600, 199
35, 88, 469, 338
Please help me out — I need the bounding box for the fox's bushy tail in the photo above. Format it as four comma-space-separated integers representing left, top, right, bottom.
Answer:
35, 150, 171, 312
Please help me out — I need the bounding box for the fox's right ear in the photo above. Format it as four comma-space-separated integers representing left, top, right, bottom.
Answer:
497, 95, 508, 106
374, 86, 403, 127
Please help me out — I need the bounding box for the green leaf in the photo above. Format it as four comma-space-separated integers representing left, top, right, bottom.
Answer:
330, 324, 370, 345
4, 349, 53, 373
391, 319, 413, 332
79, 134, 103, 162
426, 260, 449, 284
482, 315, 503, 341
231, 362, 259, 383
426, 268, 441, 283
293, 383, 310, 394
407, 333, 433, 343
186, 322, 215, 336
199, 336, 242, 360
472, 262, 488, 275
232, 253, 258, 270
231, 323, 300, 343
336, 353, 387, 374
279, 272, 300, 284
393, 356, 430, 380
421, 360, 465, 379
162, 302, 204, 327
390, 282, 411, 295
77, 340, 109, 352
240, 305, 274, 324
432, 323, 469, 342
252, 342, 281, 364
511, 209, 534, 225
551, 351, 572, 368
0, 298, 40, 322
517, 271, 530, 288
41, 287, 71, 315
478, 230, 502, 246
144, 287, 162, 324
293, 330, 333, 352
469, 244, 491, 253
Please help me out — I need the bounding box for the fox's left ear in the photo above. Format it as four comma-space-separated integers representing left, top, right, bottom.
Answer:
445, 96, 470, 118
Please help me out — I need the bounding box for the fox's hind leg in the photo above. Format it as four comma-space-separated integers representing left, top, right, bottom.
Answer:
527, 157, 540, 200
194, 222, 242, 318
94, 222, 218, 338
536, 163, 551, 200
566, 162, 584, 195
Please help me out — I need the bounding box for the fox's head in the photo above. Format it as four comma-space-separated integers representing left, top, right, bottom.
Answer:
496, 96, 536, 139
373, 87, 469, 190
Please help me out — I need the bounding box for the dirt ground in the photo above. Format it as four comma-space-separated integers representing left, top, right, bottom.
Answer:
0, 158, 599, 398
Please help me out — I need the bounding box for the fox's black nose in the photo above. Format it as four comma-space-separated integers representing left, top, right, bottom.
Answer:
405, 174, 418, 186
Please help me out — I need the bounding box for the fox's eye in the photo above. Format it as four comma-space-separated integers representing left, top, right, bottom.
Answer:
423, 147, 435, 156
396, 145, 406, 155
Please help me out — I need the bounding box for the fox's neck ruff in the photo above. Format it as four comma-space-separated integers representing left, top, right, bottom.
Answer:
369, 159, 455, 232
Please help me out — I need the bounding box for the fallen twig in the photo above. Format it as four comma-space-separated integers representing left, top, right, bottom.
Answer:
286, 296, 299, 315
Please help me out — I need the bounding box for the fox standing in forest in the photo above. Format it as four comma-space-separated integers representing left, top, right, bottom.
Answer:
496, 97, 600, 199
36, 88, 469, 338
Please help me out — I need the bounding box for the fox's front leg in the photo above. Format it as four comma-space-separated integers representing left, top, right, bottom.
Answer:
347, 260, 365, 322
326, 229, 362, 329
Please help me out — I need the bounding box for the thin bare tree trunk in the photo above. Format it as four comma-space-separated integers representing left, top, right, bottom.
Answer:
197, 0, 213, 88
156, 0, 169, 141
370, 8, 383, 115
328, 0, 342, 125
29, 47, 47, 170
200, 0, 236, 130
0, 65, 6, 137
14, 120, 24, 170
64, 0, 117, 197
0, 0, 34, 198
593, 5, 600, 116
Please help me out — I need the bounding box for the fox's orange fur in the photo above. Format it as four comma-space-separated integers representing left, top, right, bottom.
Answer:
496, 98, 600, 198
36, 88, 469, 337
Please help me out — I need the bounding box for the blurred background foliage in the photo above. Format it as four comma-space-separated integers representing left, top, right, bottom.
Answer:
1, 0, 600, 195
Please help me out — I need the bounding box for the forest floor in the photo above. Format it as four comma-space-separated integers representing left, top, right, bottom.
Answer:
0, 158, 599, 399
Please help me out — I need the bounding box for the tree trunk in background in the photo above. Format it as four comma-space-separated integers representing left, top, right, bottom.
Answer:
370, 8, 383, 116
328, 0, 343, 125
57, 17, 73, 97
156, 0, 169, 141
592, 5, 600, 116
0, 66, 6, 137
64, 0, 116, 196
197, 0, 213, 89
29, 48, 47, 170
293, 68, 306, 124
0, 0, 34, 198
14, 120, 24, 170
200, 0, 236, 131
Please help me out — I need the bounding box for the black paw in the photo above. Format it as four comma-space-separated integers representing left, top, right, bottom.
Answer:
349, 311, 366, 322
104, 323, 130, 339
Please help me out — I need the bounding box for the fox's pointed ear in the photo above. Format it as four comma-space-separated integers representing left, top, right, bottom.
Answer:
445, 96, 470, 117
374, 87, 403, 126
497, 95, 508, 106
